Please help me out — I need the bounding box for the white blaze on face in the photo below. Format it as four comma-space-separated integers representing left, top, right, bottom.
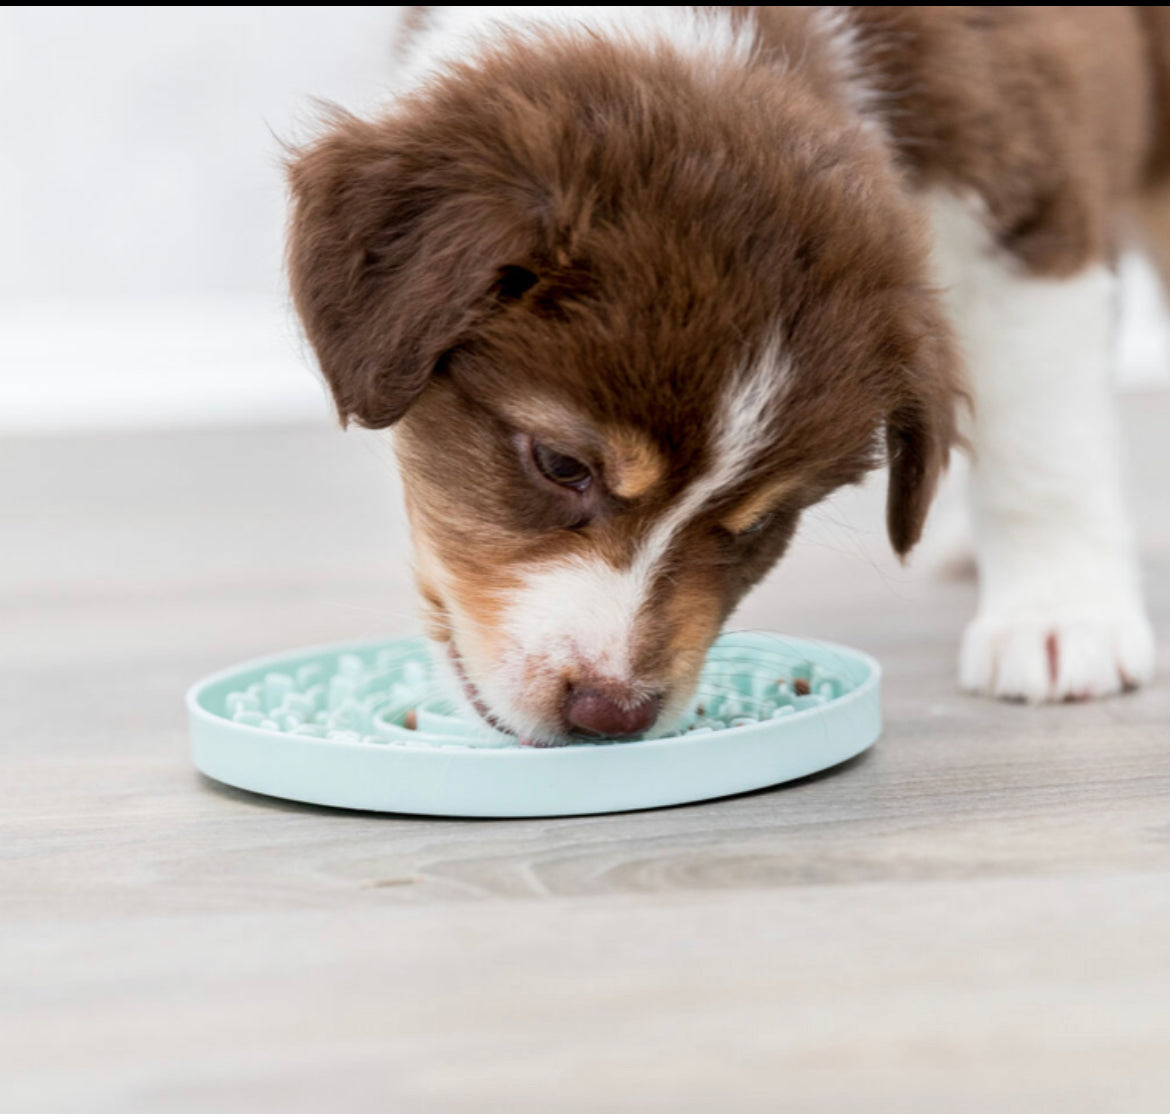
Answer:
454, 344, 790, 741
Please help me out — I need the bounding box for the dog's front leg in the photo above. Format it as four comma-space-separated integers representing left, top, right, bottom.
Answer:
930, 194, 1155, 702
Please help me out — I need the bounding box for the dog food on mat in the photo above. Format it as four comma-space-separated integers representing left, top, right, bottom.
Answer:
190, 632, 880, 815
219, 636, 849, 749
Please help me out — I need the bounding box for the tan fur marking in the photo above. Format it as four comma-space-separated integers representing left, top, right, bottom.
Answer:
720, 477, 801, 535
422, 539, 520, 662
605, 428, 666, 499
661, 574, 724, 700
406, 501, 519, 658
495, 395, 583, 439
443, 570, 515, 661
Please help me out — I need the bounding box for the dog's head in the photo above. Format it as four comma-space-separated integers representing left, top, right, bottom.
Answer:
288, 37, 961, 744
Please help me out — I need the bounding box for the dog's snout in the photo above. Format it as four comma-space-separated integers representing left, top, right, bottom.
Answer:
563, 686, 660, 739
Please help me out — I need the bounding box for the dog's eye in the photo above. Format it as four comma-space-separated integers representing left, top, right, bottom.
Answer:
531, 441, 592, 491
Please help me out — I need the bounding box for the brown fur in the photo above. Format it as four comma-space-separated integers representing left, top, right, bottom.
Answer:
840, 7, 1155, 275
285, 6, 1168, 739
1137, 7, 1170, 184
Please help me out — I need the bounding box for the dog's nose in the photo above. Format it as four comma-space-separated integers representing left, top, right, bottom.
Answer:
563, 687, 660, 738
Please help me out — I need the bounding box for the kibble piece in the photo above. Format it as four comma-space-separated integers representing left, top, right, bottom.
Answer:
217, 635, 852, 750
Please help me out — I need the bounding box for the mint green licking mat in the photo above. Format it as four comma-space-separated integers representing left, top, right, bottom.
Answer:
188, 632, 881, 817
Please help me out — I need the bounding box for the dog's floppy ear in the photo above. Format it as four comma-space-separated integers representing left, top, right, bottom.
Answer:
286, 111, 540, 429
884, 311, 963, 558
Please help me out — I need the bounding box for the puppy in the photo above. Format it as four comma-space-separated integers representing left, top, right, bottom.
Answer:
287, 6, 1162, 744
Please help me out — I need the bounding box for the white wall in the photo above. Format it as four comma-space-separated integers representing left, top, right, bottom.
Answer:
1, 6, 404, 298
0, 6, 403, 431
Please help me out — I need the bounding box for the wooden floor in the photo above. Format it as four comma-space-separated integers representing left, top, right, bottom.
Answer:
3, 397, 1169, 1113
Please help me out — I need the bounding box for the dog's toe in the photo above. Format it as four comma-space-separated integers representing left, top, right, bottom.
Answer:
959, 608, 1155, 703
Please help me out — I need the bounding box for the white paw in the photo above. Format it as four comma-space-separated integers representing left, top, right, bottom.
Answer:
959, 607, 1155, 703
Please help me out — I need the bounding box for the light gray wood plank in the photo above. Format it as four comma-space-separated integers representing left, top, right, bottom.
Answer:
2, 393, 1168, 1113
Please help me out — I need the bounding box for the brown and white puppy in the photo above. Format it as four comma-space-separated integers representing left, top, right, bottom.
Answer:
288, 6, 1163, 742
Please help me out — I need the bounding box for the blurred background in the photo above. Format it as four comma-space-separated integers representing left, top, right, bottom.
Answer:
0, 6, 404, 433
0, 6, 426, 672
